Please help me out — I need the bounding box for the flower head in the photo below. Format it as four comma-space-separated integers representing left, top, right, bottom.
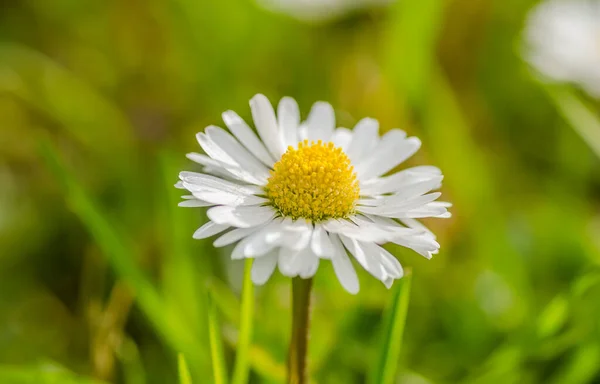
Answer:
177, 94, 450, 294
523, 0, 600, 97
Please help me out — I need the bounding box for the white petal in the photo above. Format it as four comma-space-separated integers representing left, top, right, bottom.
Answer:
278, 97, 300, 148
179, 172, 266, 206
186, 152, 266, 186
179, 171, 262, 196
358, 179, 443, 207
297, 123, 309, 142
365, 214, 439, 258
398, 201, 451, 219
299, 250, 320, 278
280, 220, 313, 250
178, 199, 214, 207
243, 220, 284, 257
193, 222, 229, 239
355, 130, 421, 181
352, 215, 422, 238
400, 218, 436, 239
251, 251, 278, 285
360, 166, 443, 196
358, 192, 442, 216
306, 101, 335, 142
250, 94, 285, 159
401, 206, 450, 218
363, 242, 403, 278
222, 110, 275, 167
383, 277, 394, 289
207, 205, 275, 228
329, 234, 359, 294
393, 230, 439, 255
323, 218, 394, 243
310, 224, 335, 258
404, 165, 442, 175
339, 235, 386, 281
331, 128, 353, 151
185, 187, 267, 206
345, 118, 379, 164
205, 126, 270, 183
231, 236, 253, 260
278, 247, 301, 277
214, 226, 262, 247
278, 246, 318, 278
196, 132, 237, 166
389, 233, 439, 259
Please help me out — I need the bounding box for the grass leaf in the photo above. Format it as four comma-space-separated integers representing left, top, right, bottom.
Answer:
116, 337, 147, 384
159, 151, 205, 330
536, 294, 569, 339
546, 87, 600, 159
38, 137, 207, 375
207, 278, 286, 382
384, 0, 444, 107
178, 354, 193, 384
231, 259, 254, 384
369, 269, 413, 384
206, 277, 242, 326
207, 291, 228, 384
0, 363, 108, 384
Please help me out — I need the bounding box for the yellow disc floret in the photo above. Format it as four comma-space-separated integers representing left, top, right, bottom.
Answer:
265, 140, 360, 222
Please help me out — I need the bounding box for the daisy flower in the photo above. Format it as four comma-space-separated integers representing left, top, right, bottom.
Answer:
522, 0, 600, 98
177, 94, 450, 294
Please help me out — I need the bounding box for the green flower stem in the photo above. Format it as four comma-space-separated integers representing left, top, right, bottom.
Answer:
287, 277, 313, 384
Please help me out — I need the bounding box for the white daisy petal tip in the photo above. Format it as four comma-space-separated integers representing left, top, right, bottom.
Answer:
306, 101, 335, 142
193, 222, 229, 239
251, 253, 278, 285
249, 93, 285, 158
221, 110, 240, 125
383, 277, 395, 289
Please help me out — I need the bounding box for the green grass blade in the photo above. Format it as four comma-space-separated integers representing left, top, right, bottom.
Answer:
384, 0, 444, 107
178, 354, 193, 384
546, 87, 600, 159
38, 137, 162, 314
231, 259, 254, 384
116, 337, 147, 384
369, 269, 413, 384
207, 278, 286, 382
206, 277, 242, 326
158, 151, 204, 328
0, 363, 108, 384
221, 333, 287, 383
550, 342, 600, 384
536, 294, 569, 339
207, 291, 228, 384
38, 137, 206, 373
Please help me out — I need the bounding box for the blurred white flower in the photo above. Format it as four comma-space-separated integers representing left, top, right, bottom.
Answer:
177, 94, 450, 293
257, 0, 394, 22
523, 0, 600, 97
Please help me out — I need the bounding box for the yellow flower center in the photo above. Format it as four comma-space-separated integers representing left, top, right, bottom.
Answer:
265, 140, 360, 222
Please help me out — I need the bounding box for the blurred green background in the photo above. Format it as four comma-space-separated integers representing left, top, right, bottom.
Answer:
1, 0, 600, 383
